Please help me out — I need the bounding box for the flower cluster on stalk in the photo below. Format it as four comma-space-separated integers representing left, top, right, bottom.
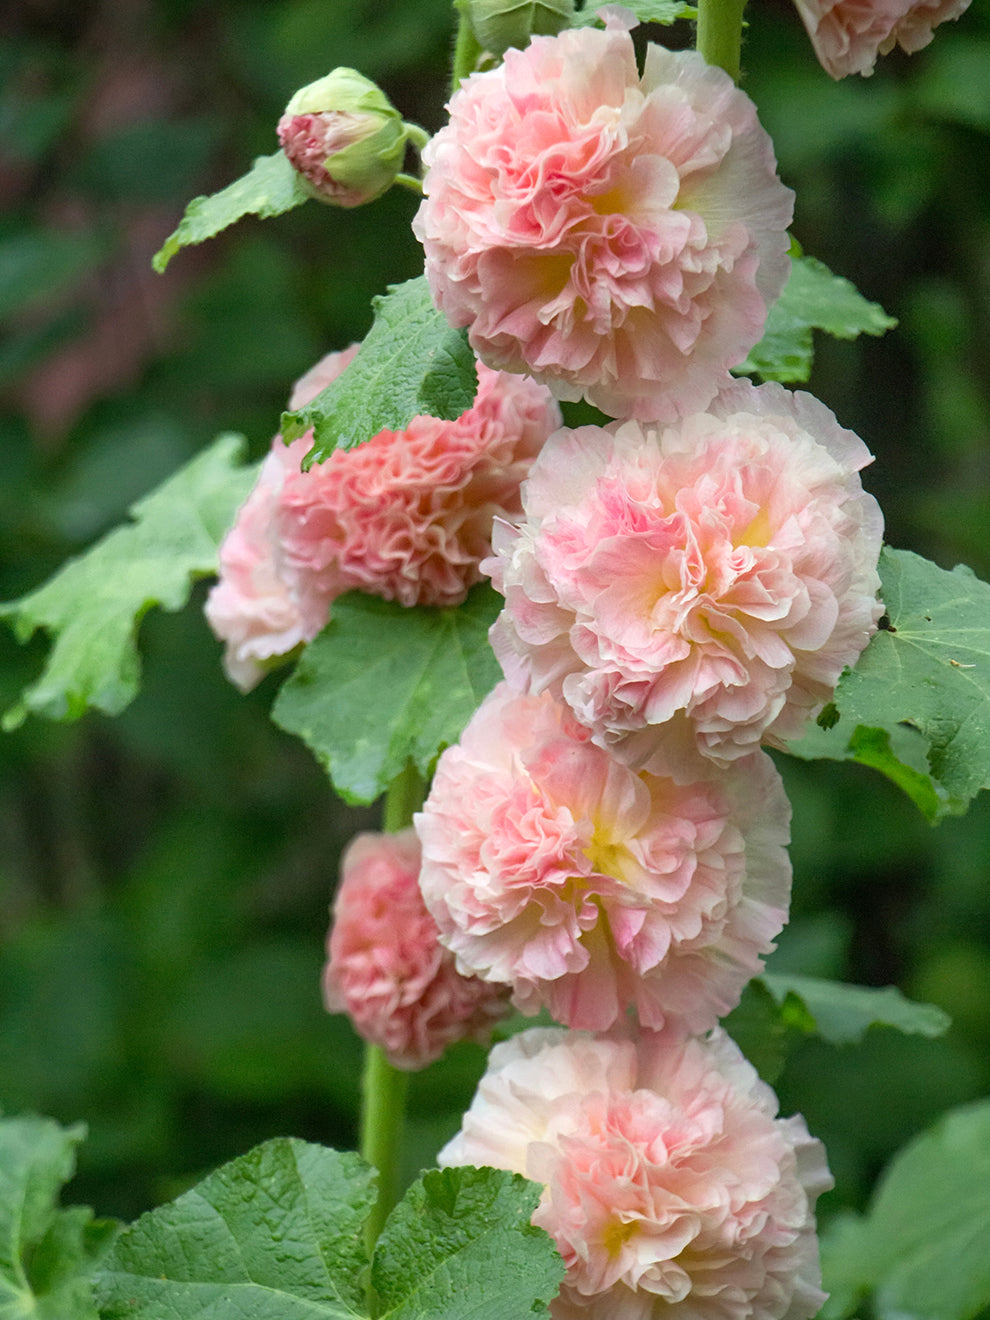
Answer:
212, 6, 956, 1315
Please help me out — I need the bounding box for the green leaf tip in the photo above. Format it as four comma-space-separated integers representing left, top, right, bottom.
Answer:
0, 433, 257, 728
152, 150, 309, 272
279, 276, 477, 461
787, 547, 990, 819
760, 973, 951, 1045
740, 253, 897, 385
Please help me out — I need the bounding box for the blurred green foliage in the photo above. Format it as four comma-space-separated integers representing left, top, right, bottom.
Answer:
1, 0, 989, 1246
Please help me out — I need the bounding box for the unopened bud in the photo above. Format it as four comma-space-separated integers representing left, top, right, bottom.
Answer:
462, 0, 576, 56
277, 69, 407, 208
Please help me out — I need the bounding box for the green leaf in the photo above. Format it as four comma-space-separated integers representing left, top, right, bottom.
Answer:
571, 0, 697, 24
0, 1114, 114, 1320
95, 1147, 563, 1320
722, 979, 815, 1085
739, 254, 897, 384
0, 434, 256, 728
280, 277, 477, 462
786, 548, 990, 818
152, 151, 309, 272
95, 1140, 376, 1320
374, 1166, 564, 1320
823, 1100, 990, 1320
761, 973, 950, 1046
272, 585, 503, 804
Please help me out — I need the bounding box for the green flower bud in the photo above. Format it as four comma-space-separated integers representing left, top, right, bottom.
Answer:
461, 0, 576, 57
277, 68, 407, 208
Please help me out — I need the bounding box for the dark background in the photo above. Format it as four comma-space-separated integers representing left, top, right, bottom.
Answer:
1, 0, 988, 1223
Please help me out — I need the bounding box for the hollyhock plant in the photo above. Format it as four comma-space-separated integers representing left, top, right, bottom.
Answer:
440, 1025, 832, 1320
413, 18, 794, 422
323, 829, 510, 1069
206, 351, 559, 690
488, 379, 884, 768
416, 682, 791, 1033
792, 0, 971, 78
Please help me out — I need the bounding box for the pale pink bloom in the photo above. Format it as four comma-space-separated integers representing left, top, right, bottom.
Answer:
413, 21, 793, 423
323, 829, 510, 1070
204, 345, 359, 691
440, 1025, 832, 1320
415, 682, 791, 1033
488, 380, 884, 768
277, 362, 560, 609
206, 351, 558, 689
792, 0, 970, 77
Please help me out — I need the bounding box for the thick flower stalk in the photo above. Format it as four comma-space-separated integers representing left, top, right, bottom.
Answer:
205, 353, 559, 690
792, 0, 971, 77
416, 683, 791, 1032
324, 829, 510, 1069
488, 379, 884, 767
413, 17, 794, 422
441, 1025, 832, 1320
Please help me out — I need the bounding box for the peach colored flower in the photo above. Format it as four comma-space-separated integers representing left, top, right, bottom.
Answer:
413, 21, 793, 422
206, 350, 558, 690
440, 1025, 831, 1320
277, 361, 560, 609
487, 380, 883, 768
204, 345, 359, 691
323, 829, 510, 1069
793, 0, 970, 77
416, 682, 791, 1033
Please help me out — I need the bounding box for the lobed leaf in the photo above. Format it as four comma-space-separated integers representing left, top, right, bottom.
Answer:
760, 973, 950, 1046
281, 277, 477, 463
740, 253, 896, 384
374, 1167, 565, 1320
271, 585, 503, 804
786, 548, 990, 818
820, 1099, 990, 1320
152, 150, 309, 272
95, 1144, 562, 1320
95, 1139, 375, 1320
0, 433, 257, 728
0, 1114, 114, 1320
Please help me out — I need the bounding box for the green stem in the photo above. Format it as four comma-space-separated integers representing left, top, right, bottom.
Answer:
451, 3, 482, 92
696, 0, 747, 81
359, 761, 428, 1262
361, 1044, 410, 1252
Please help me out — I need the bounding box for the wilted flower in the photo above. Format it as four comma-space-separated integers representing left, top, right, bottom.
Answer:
487, 379, 884, 767
323, 829, 510, 1069
416, 682, 791, 1033
792, 0, 971, 77
441, 1025, 832, 1320
413, 19, 793, 422
278, 68, 408, 207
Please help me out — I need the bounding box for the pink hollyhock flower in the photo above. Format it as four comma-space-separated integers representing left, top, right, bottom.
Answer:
204, 344, 359, 691
277, 361, 560, 609
792, 0, 971, 77
323, 829, 510, 1069
487, 379, 884, 767
206, 350, 559, 690
416, 682, 791, 1033
440, 1025, 832, 1320
413, 20, 793, 422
